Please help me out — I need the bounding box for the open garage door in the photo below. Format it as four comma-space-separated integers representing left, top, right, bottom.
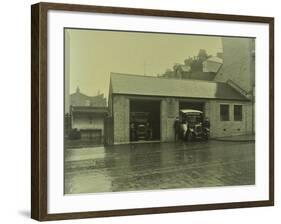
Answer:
130, 100, 160, 141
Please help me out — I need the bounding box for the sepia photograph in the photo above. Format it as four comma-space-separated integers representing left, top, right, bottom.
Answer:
30, 2, 274, 220
63, 28, 255, 195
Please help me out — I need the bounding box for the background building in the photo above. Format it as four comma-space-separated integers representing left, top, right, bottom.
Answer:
71, 106, 107, 144
67, 88, 108, 144
70, 87, 107, 107
160, 49, 223, 81
215, 37, 255, 93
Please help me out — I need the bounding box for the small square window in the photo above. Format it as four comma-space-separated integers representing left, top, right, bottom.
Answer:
234, 105, 243, 121
220, 104, 229, 121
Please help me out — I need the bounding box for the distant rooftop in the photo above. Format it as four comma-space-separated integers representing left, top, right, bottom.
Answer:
110, 73, 249, 101
206, 56, 223, 64
203, 56, 223, 73
70, 87, 107, 107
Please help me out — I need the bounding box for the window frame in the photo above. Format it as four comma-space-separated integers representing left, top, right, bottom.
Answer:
220, 104, 230, 121
234, 104, 243, 121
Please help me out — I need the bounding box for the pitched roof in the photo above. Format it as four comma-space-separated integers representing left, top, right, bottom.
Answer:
206, 56, 223, 64
70, 92, 107, 107
203, 56, 223, 73
110, 73, 249, 101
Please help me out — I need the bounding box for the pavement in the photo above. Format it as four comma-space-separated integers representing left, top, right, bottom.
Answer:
213, 134, 255, 142
64, 140, 255, 194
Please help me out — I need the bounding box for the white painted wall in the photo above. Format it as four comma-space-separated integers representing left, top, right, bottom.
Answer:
0, 0, 280, 224
72, 115, 104, 134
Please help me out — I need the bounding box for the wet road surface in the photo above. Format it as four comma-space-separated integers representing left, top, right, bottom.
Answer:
64, 140, 255, 194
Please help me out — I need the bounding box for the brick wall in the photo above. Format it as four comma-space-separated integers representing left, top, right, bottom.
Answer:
160, 98, 179, 142
209, 100, 253, 138
112, 94, 253, 144
113, 95, 130, 143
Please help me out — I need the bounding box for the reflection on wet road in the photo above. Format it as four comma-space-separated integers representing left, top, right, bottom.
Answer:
64, 140, 255, 194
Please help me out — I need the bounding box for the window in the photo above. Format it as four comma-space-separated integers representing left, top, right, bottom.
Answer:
220, 104, 229, 121
234, 105, 243, 121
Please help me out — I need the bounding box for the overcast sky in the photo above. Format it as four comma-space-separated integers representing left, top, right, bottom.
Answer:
65, 29, 222, 99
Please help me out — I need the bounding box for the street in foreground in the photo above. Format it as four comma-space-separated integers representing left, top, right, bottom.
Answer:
64, 140, 255, 194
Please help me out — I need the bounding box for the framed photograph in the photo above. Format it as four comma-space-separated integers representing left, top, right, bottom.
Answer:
31, 2, 274, 221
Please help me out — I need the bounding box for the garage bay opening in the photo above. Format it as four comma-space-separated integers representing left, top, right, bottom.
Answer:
130, 100, 160, 142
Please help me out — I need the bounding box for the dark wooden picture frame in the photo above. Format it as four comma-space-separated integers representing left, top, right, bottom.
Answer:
31, 2, 274, 221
